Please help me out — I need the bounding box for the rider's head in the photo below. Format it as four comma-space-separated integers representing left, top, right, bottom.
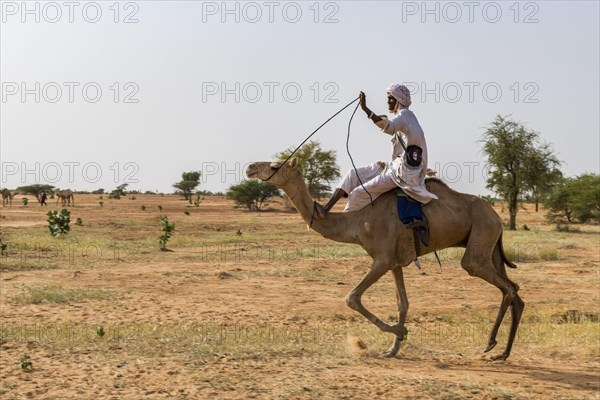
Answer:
386, 84, 411, 114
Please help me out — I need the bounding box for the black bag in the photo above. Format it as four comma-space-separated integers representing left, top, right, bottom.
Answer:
396, 134, 423, 167
405, 145, 423, 167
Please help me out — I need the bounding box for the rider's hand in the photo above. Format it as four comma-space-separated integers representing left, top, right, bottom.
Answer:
359, 91, 367, 110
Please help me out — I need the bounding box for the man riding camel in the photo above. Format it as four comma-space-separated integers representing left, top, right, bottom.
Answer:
315, 84, 438, 218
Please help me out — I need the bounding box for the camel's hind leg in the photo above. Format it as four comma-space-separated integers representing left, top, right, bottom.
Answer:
490, 241, 524, 360
461, 239, 523, 360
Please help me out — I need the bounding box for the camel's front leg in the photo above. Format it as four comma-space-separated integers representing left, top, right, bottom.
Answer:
345, 260, 399, 340
383, 267, 409, 358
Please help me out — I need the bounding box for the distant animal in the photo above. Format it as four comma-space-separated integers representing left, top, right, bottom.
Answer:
54, 189, 74, 206
1, 188, 13, 206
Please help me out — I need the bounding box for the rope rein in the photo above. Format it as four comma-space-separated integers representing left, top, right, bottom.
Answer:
261, 96, 375, 227
264, 96, 361, 182
345, 102, 374, 206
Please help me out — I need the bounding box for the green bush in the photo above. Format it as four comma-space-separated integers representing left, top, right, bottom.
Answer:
47, 209, 71, 237
545, 174, 600, 223
108, 184, 128, 199
20, 354, 33, 371
159, 216, 175, 251
227, 180, 280, 211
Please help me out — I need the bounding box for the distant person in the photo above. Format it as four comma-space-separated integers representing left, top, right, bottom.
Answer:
40, 191, 47, 206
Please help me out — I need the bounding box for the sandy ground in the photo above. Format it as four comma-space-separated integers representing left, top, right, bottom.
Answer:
0, 194, 598, 399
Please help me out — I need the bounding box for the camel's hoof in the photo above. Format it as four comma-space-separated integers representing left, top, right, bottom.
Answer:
484, 340, 497, 353
382, 349, 398, 358
490, 353, 509, 361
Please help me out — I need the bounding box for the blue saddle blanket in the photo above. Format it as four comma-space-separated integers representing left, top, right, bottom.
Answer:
396, 188, 424, 224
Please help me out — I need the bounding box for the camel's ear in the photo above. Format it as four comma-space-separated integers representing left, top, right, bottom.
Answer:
289, 157, 298, 168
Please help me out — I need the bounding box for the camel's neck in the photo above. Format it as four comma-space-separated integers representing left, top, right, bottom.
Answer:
281, 178, 359, 244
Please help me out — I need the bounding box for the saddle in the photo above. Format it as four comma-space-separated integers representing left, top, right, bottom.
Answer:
395, 188, 438, 268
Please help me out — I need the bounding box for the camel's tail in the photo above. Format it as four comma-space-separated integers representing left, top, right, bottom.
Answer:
499, 232, 517, 269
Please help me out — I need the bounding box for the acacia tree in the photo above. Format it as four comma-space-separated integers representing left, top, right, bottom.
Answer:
16, 184, 55, 202
173, 171, 201, 201
481, 115, 561, 230
276, 140, 340, 199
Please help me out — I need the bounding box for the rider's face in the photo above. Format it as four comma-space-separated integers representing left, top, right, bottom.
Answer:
387, 94, 397, 112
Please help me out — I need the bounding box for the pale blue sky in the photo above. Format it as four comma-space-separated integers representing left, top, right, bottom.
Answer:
1, 1, 599, 195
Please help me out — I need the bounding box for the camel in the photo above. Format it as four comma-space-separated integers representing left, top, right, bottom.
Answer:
54, 189, 74, 206
1, 188, 13, 206
246, 159, 524, 360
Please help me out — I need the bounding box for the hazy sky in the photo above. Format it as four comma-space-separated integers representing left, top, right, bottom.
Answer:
1, 0, 599, 195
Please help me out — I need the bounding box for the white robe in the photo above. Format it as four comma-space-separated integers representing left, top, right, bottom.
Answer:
377, 108, 438, 204
337, 108, 437, 212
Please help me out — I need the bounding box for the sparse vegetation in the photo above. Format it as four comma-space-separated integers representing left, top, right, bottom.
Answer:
11, 284, 112, 304
173, 171, 202, 201
108, 183, 128, 199
159, 215, 175, 251
556, 223, 581, 233
15, 184, 55, 202
47, 209, 71, 237
227, 180, 280, 211
276, 140, 341, 198
0, 193, 597, 400
545, 174, 600, 223
193, 195, 203, 207
19, 354, 33, 371
481, 115, 562, 229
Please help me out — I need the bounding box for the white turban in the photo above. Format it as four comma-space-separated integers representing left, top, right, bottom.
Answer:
386, 84, 412, 111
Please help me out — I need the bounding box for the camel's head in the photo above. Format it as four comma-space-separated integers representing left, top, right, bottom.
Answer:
246, 158, 300, 187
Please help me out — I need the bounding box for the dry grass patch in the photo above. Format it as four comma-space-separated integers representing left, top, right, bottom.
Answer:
10, 284, 113, 305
